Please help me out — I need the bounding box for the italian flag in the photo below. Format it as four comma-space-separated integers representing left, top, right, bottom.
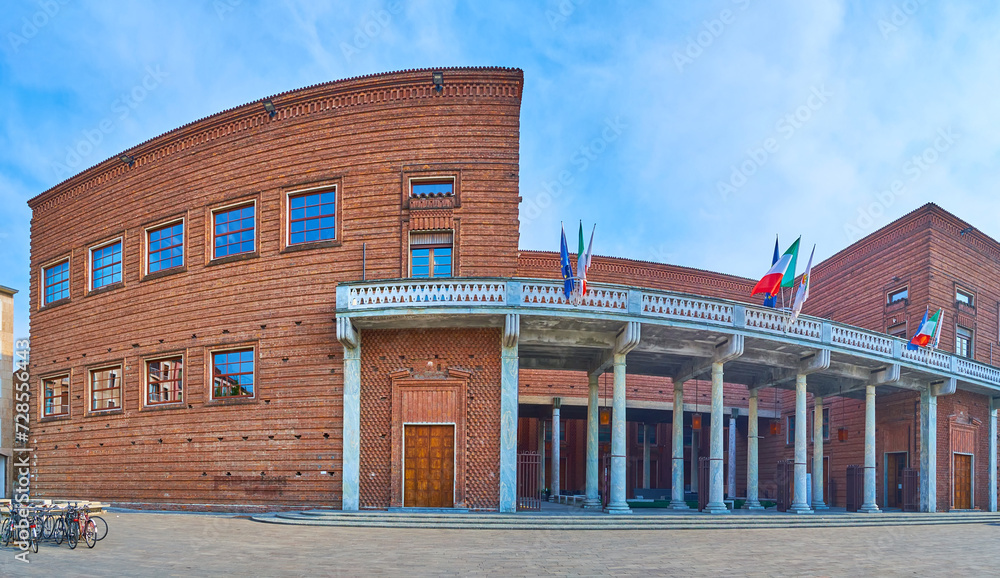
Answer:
907, 308, 942, 350
751, 237, 800, 296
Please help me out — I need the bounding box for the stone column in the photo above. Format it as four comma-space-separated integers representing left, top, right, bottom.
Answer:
744, 389, 763, 510
538, 419, 546, 496
789, 374, 813, 513
643, 424, 651, 490
605, 353, 631, 513
859, 384, 881, 513
919, 388, 937, 513
499, 318, 519, 513
727, 413, 736, 499
584, 372, 601, 508
704, 362, 729, 513
812, 397, 827, 510
342, 335, 361, 511
989, 399, 998, 513
551, 398, 561, 501
669, 380, 688, 509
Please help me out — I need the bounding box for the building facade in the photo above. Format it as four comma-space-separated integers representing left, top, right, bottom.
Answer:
26, 68, 1000, 514
0, 285, 16, 498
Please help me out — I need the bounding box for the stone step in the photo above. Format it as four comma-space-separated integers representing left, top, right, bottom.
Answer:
253, 511, 1000, 530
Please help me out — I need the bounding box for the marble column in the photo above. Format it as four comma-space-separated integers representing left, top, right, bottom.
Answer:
789, 374, 813, 513
551, 398, 561, 501
727, 413, 736, 499
989, 399, 997, 513
744, 389, 763, 510
584, 372, 601, 508
538, 419, 546, 497
669, 380, 688, 509
812, 397, 828, 510
499, 318, 519, 513
704, 362, 729, 514
643, 424, 651, 490
919, 388, 937, 513
605, 353, 631, 513
859, 384, 881, 513
341, 333, 361, 511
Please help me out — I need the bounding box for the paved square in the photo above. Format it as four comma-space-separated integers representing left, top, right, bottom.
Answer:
2, 511, 998, 576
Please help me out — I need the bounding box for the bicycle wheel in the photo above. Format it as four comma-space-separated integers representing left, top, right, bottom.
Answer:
91, 515, 109, 541
84, 520, 97, 548
67, 522, 78, 549
29, 522, 40, 553
1, 517, 11, 546
43, 514, 56, 539
53, 518, 66, 545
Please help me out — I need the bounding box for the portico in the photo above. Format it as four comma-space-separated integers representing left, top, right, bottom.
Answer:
336, 278, 1000, 514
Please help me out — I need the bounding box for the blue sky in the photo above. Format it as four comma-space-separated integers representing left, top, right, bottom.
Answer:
3, 0, 999, 340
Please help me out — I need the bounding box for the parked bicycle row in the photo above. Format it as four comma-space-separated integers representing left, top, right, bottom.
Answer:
1, 502, 108, 552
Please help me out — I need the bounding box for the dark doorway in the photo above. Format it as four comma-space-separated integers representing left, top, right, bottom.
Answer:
885, 452, 907, 509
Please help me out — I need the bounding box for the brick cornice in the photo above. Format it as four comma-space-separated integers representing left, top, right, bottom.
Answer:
517, 250, 756, 293
29, 67, 523, 213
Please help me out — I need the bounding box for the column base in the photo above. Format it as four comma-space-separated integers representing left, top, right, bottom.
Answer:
858, 504, 881, 513
604, 502, 632, 514
703, 502, 730, 514
742, 500, 764, 511
788, 502, 813, 514
582, 498, 602, 509
811, 502, 829, 511
668, 499, 690, 510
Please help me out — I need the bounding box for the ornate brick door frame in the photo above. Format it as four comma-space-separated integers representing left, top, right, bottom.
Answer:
948, 416, 978, 510
390, 368, 470, 508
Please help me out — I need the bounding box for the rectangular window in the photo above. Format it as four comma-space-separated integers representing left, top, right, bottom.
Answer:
543, 420, 567, 442
811, 407, 831, 441
289, 190, 336, 244
146, 356, 183, 405
90, 366, 122, 412
91, 241, 122, 290
212, 349, 254, 399
43, 260, 70, 304
148, 222, 184, 273
411, 180, 454, 197
637, 425, 657, 445
956, 288, 974, 307
43, 375, 69, 417
887, 323, 907, 338
410, 231, 453, 278
213, 204, 255, 258
887, 287, 908, 304
956, 326, 973, 358
786, 415, 795, 445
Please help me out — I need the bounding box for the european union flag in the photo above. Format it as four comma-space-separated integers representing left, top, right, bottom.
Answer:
560, 224, 574, 298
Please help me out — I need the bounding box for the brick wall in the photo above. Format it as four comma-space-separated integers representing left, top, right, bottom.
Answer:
27, 68, 522, 508
359, 328, 501, 510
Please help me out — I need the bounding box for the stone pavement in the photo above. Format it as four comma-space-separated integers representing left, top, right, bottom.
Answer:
2, 510, 999, 576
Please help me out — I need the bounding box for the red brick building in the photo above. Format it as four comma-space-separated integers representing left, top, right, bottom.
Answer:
27, 68, 1000, 514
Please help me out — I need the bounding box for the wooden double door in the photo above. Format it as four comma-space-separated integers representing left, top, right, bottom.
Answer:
404, 424, 455, 508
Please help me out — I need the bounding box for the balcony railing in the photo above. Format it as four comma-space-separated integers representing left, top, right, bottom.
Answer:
337, 278, 1000, 388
